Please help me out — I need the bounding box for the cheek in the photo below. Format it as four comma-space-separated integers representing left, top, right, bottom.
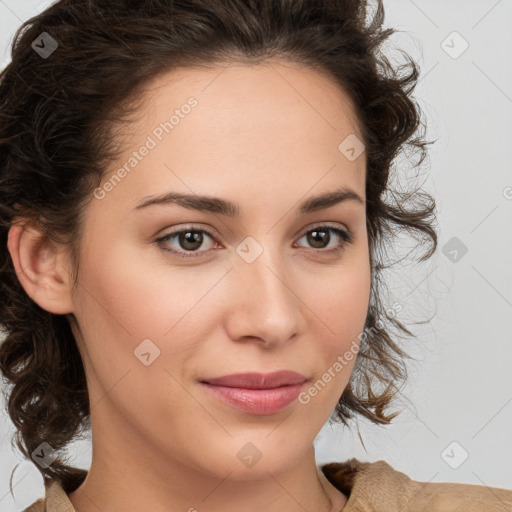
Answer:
312, 255, 371, 340
75, 235, 218, 342
71, 239, 209, 414
306, 254, 371, 402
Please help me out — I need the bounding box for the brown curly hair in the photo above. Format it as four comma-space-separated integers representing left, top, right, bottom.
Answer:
0, 0, 437, 493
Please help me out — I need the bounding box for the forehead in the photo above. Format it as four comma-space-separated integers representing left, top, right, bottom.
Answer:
137, 59, 362, 140
99, 60, 366, 213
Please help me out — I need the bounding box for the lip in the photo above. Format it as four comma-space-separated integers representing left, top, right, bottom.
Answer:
200, 371, 307, 389
199, 371, 307, 415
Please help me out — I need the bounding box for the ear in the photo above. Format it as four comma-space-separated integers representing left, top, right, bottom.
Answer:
7, 220, 75, 315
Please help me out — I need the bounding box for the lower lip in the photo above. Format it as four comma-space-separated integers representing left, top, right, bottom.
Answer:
200, 382, 306, 415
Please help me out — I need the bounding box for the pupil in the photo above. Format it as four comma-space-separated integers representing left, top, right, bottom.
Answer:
309, 229, 329, 249
181, 231, 202, 250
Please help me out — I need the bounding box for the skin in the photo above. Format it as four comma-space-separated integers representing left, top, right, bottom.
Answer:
8, 60, 370, 512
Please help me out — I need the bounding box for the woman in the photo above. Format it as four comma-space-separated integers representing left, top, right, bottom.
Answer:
0, 0, 510, 511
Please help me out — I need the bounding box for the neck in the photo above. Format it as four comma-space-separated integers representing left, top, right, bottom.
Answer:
68, 405, 347, 512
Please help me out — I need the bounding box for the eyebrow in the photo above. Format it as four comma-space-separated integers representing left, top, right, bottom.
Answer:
134, 186, 364, 216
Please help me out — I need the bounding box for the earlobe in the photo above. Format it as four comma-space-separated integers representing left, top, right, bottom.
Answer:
7, 220, 75, 315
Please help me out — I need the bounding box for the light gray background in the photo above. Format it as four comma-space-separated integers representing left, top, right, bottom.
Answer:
1, 1, 511, 510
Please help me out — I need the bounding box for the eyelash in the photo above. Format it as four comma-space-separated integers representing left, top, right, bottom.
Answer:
155, 224, 354, 259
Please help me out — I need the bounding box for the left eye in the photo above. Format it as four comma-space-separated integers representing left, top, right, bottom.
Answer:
155, 225, 353, 259
296, 226, 353, 252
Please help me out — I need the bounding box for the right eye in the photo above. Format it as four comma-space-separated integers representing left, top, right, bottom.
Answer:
155, 225, 219, 259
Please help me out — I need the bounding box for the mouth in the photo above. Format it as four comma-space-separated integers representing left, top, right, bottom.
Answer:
200, 370, 307, 389
199, 371, 307, 415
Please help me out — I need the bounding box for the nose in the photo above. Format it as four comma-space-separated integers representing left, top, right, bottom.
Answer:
223, 248, 303, 348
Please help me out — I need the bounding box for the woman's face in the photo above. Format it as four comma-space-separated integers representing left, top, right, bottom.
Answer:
69, 60, 371, 479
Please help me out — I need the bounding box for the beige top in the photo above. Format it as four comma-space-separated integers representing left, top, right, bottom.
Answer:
24, 458, 512, 511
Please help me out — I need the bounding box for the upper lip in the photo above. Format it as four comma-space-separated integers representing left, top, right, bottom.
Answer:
201, 371, 307, 389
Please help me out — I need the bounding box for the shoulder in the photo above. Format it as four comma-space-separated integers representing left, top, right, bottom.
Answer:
321, 458, 512, 512
22, 479, 75, 512
23, 498, 45, 511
